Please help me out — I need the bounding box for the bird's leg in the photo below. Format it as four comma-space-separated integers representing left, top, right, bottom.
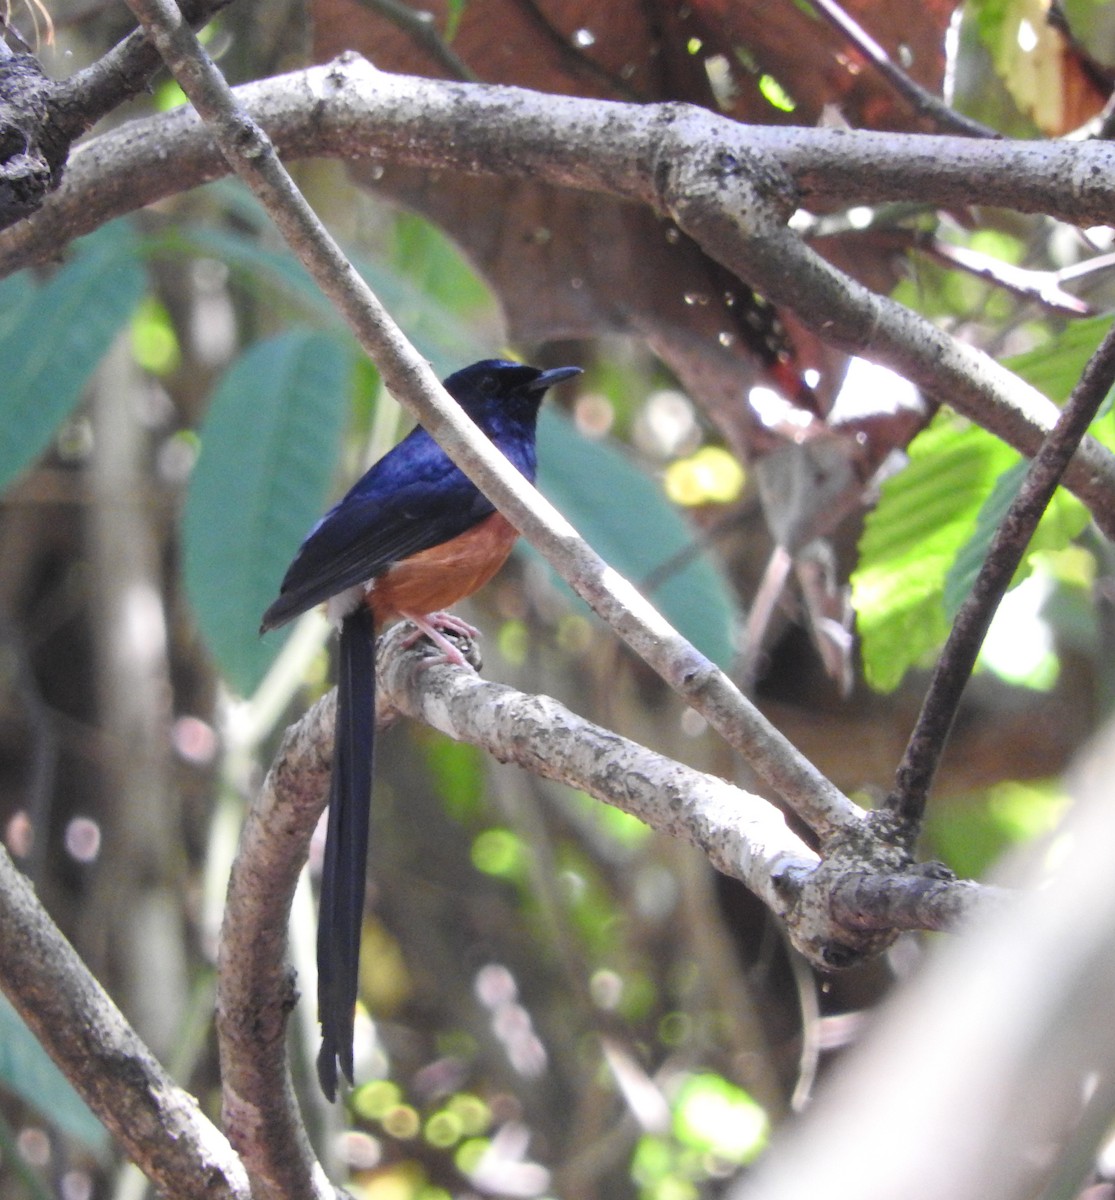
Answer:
399, 610, 479, 667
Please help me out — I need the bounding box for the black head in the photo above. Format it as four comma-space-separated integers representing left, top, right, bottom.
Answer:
443, 359, 582, 417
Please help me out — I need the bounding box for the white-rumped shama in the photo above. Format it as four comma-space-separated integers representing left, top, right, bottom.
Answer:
260, 359, 581, 1099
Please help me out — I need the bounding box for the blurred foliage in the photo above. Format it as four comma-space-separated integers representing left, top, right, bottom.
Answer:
924, 778, 1069, 880
851, 409, 1093, 692
184, 329, 353, 694
0, 222, 145, 491
536, 408, 737, 667
0, 996, 106, 1152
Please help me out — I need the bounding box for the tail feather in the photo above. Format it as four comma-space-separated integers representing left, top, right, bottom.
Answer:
316, 606, 376, 1100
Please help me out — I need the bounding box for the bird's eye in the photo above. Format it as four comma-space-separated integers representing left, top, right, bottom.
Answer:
479, 375, 498, 393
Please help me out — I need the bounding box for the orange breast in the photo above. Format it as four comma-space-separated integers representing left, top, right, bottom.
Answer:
367, 511, 520, 623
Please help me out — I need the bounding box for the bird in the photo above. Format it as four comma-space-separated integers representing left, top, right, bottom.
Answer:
260, 358, 582, 1099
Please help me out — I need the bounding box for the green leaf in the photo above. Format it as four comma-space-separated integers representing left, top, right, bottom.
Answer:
183, 330, 353, 694
1004, 315, 1112, 402
943, 459, 1088, 617
0, 993, 107, 1151
0, 222, 146, 492
855, 383, 1095, 692
852, 414, 1018, 691
536, 411, 737, 667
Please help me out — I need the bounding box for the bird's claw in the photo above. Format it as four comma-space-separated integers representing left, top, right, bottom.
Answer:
401, 611, 482, 669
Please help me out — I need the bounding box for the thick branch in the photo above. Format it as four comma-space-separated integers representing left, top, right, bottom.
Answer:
8, 62, 1115, 267
219, 626, 1003, 1178
0, 844, 250, 1199
225, 628, 993, 1051
375, 627, 820, 916
377, 628, 1000, 963
2, 60, 1114, 532
0, 0, 232, 228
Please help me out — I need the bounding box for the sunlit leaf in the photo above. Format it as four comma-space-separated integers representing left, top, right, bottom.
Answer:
448, 1094, 491, 1134
664, 446, 745, 506
572, 790, 652, 847
183, 330, 353, 694
672, 1073, 768, 1163
631, 1135, 675, 1188
470, 828, 526, 879
971, 0, 1063, 131
353, 1078, 402, 1121
131, 296, 180, 375
0, 221, 146, 492
853, 324, 1104, 697
852, 414, 1012, 691
424, 736, 485, 822
943, 459, 1088, 618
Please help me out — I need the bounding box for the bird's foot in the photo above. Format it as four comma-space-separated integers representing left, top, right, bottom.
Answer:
400, 611, 480, 668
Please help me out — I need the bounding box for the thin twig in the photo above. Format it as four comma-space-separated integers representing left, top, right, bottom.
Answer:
511, 0, 642, 101
916, 235, 1094, 316
806, 0, 999, 138
51, 0, 234, 122
357, 0, 477, 82
886, 320, 1115, 838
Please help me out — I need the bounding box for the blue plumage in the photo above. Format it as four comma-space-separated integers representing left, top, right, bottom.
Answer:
260, 358, 580, 1099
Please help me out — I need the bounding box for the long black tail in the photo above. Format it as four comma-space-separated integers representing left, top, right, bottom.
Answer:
317, 605, 376, 1100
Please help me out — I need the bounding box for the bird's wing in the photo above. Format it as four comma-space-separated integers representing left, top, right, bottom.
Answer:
261, 437, 495, 630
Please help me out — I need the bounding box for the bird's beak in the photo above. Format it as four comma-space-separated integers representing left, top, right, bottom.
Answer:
531, 365, 583, 392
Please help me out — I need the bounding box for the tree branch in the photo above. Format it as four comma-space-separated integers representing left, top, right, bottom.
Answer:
375, 626, 999, 959
375, 627, 820, 916
218, 622, 1002, 1169
651, 123, 1115, 540
106, 22, 863, 846
1, 60, 1113, 532
0, 843, 250, 1199
9, 63, 1115, 261
214, 627, 818, 1196
216, 692, 334, 1200
829, 870, 1009, 934
0, 0, 232, 228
